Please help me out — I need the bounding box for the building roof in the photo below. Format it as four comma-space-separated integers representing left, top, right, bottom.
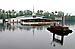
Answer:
16, 16, 44, 20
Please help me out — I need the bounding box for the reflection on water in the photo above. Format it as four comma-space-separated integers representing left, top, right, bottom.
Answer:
51, 33, 65, 47
0, 23, 50, 32
0, 22, 74, 49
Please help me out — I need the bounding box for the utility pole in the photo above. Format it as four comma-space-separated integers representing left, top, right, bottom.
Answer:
32, 5, 36, 18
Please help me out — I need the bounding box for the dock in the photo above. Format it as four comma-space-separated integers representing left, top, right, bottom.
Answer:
20, 22, 60, 25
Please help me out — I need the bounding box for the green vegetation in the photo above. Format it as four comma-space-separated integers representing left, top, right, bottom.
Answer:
65, 16, 75, 21
0, 9, 33, 19
0, 9, 75, 21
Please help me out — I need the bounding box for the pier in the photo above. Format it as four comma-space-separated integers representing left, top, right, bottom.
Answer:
20, 22, 60, 25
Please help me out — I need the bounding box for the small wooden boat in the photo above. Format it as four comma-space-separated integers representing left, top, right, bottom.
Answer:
47, 26, 72, 35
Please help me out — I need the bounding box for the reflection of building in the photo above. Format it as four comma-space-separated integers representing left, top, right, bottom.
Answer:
47, 26, 72, 47
50, 31, 72, 47
51, 33, 64, 46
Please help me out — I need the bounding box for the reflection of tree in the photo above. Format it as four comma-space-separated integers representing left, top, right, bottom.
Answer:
0, 23, 5, 32
36, 26, 43, 30
7, 23, 11, 30
0, 23, 50, 32
0, 23, 16, 32
18, 25, 46, 31
18, 26, 31, 30
66, 21, 75, 26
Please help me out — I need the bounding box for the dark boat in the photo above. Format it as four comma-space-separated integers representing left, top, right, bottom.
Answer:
47, 26, 72, 35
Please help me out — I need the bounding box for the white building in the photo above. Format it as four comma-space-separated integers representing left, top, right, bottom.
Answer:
55, 17, 62, 20
7, 16, 44, 23
0, 19, 3, 23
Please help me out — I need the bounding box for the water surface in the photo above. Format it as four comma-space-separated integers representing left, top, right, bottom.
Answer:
0, 22, 74, 49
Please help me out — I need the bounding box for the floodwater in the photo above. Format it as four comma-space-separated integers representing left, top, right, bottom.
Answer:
0, 21, 75, 49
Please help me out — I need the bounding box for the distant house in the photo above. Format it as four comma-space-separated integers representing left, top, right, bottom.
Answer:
55, 16, 62, 20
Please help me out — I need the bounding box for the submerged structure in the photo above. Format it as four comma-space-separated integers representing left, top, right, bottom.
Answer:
47, 26, 73, 46
47, 26, 72, 35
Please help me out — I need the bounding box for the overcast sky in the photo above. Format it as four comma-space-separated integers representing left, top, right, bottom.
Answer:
0, 0, 75, 15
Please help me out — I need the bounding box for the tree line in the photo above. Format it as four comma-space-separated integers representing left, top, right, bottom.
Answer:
0, 9, 65, 19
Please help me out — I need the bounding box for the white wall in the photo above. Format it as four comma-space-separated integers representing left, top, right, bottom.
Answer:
0, 19, 3, 23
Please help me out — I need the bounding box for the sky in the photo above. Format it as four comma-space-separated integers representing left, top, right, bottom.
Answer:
0, 0, 75, 15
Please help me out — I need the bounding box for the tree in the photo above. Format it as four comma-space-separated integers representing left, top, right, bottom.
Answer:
43, 11, 50, 18
7, 10, 12, 18
19, 10, 23, 16
40, 10, 43, 15
26, 10, 32, 15
36, 10, 43, 16
24, 10, 32, 15
55, 11, 58, 16
57, 11, 64, 17
55, 11, 57, 13
1, 10, 6, 19
11, 9, 16, 18
36, 10, 40, 15
5, 11, 8, 18
50, 12, 54, 16
0, 9, 2, 18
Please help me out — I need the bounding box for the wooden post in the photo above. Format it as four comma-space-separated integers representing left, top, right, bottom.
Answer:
61, 36, 64, 45
53, 33, 55, 41
62, 16, 66, 26
3, 19, 5, 23
54, 23, 56, 26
